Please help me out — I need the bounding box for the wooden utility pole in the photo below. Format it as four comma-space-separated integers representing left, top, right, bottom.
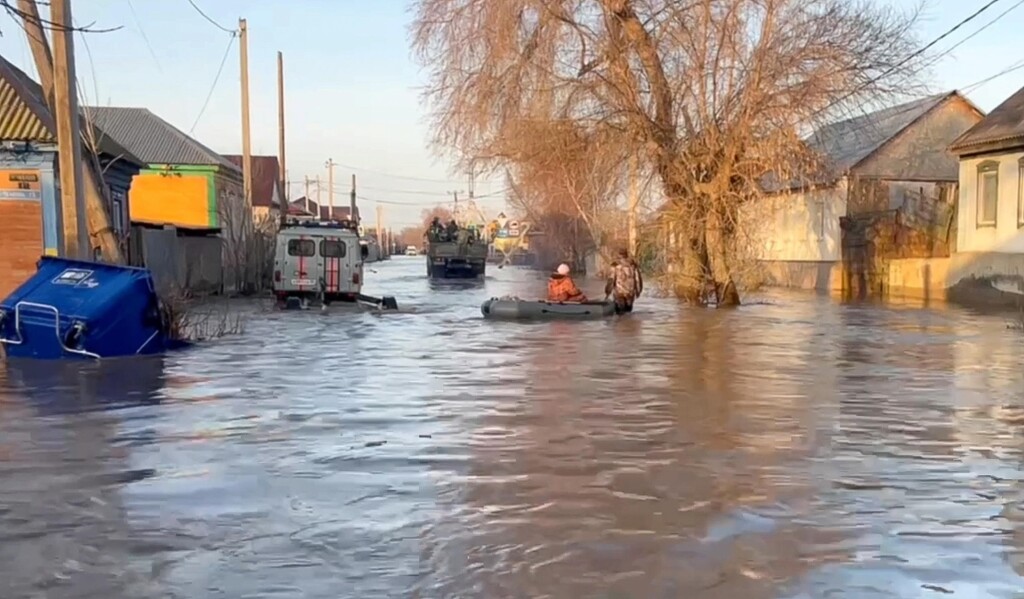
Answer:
276, 50, 286, 224
325, 159, 336, 219
315, 175, 321, 218
18, 0, 123, 263
350, 174, 357, 225
303, 176, 310, 214
239, 18, 253, 208
51, 0, 88, 258
376, 204, 383, 240
627, 153, 640, 256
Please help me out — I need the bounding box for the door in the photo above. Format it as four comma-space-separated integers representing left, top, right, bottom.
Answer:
319, 236, 348, 293
285, 235, 316, 293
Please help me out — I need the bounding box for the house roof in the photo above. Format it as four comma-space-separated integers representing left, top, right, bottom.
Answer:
0, 55, 145, 167
949, 84, 1024, 155
223, 155, 282, 208
288, 197, 359, 220
762, 91, 978, 192
85, 106, 239, 171
807, 93, 957, 174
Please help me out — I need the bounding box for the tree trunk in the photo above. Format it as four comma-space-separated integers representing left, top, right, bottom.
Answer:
706, 204, 741, 307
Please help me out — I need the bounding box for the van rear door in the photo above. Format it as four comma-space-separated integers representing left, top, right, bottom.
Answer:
319, 236, 349, 293
285, 235, 316, 292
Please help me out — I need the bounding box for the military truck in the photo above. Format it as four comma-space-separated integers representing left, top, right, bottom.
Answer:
425, 227, 487, 279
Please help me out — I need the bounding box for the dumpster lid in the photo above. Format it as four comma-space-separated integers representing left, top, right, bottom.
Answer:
1, 257, 158, 322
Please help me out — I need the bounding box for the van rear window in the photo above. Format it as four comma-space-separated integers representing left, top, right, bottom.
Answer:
287, 239, 315, 257
320, 239, 346, 258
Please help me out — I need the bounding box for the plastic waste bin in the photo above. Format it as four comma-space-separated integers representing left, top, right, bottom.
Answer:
0, 257, 185, 360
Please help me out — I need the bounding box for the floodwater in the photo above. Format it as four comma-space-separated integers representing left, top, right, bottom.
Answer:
3, 258, 1024, 598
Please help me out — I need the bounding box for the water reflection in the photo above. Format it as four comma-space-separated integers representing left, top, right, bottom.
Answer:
2, 259, 1024, 597
0, 357, 167, 599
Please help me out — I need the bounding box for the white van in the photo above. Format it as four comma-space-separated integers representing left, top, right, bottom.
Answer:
405, 245, 418, 256
273, 219, 366, 305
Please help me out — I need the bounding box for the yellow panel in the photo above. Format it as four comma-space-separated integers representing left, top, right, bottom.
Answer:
129, 173, 211, 228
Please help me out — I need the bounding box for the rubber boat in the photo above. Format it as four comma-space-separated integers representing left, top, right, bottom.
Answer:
481, 297, 616, 320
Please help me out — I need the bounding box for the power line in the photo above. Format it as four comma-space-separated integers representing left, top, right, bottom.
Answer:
963, 58, 1024, 93
126, 0, 162, 73
184, 0, 235, 34
189, 32, 236, 134
822, 0, 1005, 116
331, 161, 468, 184
936, 0, 1024, 59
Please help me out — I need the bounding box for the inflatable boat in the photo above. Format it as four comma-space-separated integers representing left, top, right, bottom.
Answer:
481, 297, 616, 320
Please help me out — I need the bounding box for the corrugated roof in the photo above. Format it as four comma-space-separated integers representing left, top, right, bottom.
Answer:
0, 55, 145, 167
0, 56, 52, 141
807, 93, 951, 173
949, 85, 1024, 154
761, 92, 966, 192
85, 106, 239, 170
223, 155, 282, 208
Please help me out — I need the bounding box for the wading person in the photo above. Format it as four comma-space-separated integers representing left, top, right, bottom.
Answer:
605, 248, 643, 314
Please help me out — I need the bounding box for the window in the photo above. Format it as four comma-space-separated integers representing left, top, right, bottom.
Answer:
111, 197, 125, 234
1018, 158, 1024, 227
977, 161, 999, 228
287, 238, 315, 257
320, 239, 346, 258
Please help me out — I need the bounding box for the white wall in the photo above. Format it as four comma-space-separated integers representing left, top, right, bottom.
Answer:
743, 179, 847, 262
957, 151, 1024, 254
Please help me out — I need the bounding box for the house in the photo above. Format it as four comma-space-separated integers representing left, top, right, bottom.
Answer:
745, 91, 985, 295
286, 197, 359, 221
223, 154, 283, 223
86, 106, 240, 293
0, 55, 146, 298
86, 106, 242, 231
938, 84, 1024, 301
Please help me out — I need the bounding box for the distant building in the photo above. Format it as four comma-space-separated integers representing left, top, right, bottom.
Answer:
286, 197, 359, 222
223, 155, 284, 222
0, 55, 146, 298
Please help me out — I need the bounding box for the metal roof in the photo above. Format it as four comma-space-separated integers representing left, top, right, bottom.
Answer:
85, 106, 239, 171
0, 55, 145, 167
223, 155, 282, 207
949, 85, 1024, 154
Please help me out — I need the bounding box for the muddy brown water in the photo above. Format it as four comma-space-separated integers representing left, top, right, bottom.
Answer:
2, 256, 1024, 598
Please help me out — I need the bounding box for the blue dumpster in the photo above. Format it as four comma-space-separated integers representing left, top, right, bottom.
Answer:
0, 257, 186, 360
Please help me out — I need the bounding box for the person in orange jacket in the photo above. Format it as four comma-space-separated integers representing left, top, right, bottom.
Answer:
547, 263, 587, 302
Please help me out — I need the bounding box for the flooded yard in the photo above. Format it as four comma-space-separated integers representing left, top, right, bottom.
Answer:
2, 257, 1024, 598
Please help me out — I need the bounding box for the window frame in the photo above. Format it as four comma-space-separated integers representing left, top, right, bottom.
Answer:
976, 160, 999, 229
319, 238, 346, 258
1018, 157, 1024, 228
286, 238, 316, 257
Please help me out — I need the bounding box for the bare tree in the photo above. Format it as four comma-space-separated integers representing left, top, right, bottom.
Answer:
412, 0, 927, 305
218, 191, 275, 295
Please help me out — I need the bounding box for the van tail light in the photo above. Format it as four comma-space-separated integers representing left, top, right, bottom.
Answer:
274, 270, 281, 283
352, 272, 360, 285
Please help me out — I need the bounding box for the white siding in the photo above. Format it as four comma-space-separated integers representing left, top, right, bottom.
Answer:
956, 151, 1024, 254
743, 179, 847, 262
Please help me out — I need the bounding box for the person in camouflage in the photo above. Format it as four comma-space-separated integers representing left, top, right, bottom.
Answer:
604, 248, 643, 314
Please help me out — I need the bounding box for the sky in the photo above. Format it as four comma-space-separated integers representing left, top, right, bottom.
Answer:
0, 0, 1020, 230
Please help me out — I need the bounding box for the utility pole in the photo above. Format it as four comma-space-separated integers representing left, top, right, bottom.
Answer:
325, 159, 336, 219
627, 153, 640, 256
315, 175, 322, 219
303, 176, 310, 214
452, 191, 459, 225
276, 50, 286, 224
239, 18, 253, 208
376, 204, 383, 241
51, 0, 88, 259
350, 174, 358, 225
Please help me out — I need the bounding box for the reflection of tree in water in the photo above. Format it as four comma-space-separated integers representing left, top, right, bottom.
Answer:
417, 310, 848, 597
0, 358, 169, 598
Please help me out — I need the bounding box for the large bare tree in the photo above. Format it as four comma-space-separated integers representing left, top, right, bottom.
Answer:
411, 0, 926, 305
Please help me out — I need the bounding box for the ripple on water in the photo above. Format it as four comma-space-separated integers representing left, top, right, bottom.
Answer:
1, 261, 1024, 597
